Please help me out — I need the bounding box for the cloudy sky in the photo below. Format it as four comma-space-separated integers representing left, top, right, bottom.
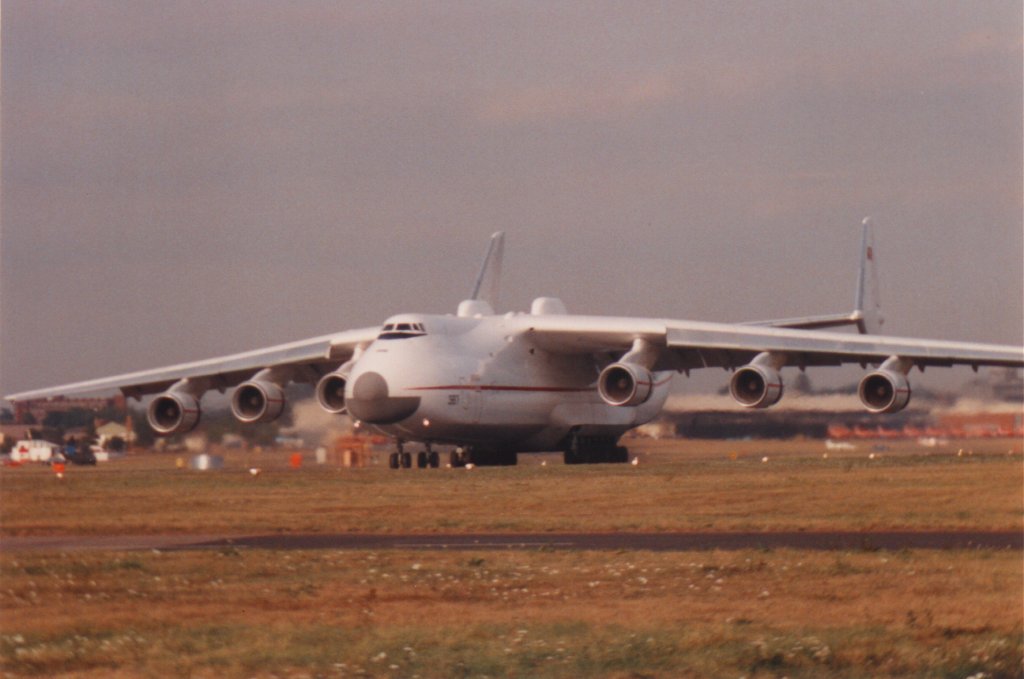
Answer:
2, 1, 1021, 396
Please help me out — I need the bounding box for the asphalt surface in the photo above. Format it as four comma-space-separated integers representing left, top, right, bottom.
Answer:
2, 530, 1020, 553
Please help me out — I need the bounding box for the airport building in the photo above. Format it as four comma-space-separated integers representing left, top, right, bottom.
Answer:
13, 395, 125, 424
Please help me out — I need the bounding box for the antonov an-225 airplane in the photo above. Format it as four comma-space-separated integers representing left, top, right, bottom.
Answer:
8, 220, 1024, 468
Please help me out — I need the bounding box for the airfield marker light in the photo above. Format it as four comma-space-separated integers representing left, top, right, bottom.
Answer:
422, 418, 431, 427
761, 456, 769, 463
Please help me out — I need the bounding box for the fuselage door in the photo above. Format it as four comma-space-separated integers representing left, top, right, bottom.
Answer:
460, 373, 482, 423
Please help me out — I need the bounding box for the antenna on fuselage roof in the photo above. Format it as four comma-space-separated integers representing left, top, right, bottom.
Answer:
469, 231, 504, 308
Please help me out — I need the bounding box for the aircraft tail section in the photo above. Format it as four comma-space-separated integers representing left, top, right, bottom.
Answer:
458, 231, 505, 317
471, 231, 504, 306
744, 217, 883, 334
852, 217, 883, 334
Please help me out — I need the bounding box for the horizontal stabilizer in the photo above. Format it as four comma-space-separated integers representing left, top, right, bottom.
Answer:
743, 311, 865, 332
743, 217, 882, 335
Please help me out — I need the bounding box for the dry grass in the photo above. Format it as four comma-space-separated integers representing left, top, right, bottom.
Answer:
1, 438, 1022, 676
1, 547, 1021, 677
1, 438, 1021, 537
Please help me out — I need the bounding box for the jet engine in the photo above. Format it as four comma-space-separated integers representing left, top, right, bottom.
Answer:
316, 369, 350, 414
729, 364, 784, 408
858, 369, 911, 413
231, 380, 286, 423
147, 391, 201, 435
598, 363, 653, 407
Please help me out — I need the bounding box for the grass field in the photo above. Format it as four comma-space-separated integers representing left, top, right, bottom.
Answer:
1, 438, 1022, 677
1, 438, 1022, 537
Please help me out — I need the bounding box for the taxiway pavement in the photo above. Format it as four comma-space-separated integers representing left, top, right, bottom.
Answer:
2, 530, 1020, 553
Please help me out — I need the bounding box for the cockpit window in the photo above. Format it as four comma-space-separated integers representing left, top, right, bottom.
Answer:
378, 322, 427, 340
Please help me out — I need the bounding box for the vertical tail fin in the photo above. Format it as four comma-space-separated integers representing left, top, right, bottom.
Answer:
470, 231, 504, 308
458, 232, 504, 317
854, 217, 884, 334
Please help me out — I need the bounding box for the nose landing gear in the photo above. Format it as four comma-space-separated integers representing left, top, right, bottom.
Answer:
390, 441, 440, 469
387, 441, 411, 469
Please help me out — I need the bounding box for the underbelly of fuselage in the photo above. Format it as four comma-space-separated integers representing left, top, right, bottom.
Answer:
364, 376, 672, 452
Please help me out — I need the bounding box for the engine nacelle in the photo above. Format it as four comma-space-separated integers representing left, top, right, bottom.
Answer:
316, 370, 349, 414
858, 370, 912, 413
598, 363, 653, 407
231, 380, 286, 423
729, 364, 784, 408
147, 392, 201, 436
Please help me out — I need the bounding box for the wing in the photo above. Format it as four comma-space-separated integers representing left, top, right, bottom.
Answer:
521, 315, 1024, 372
5, 326, 381, 402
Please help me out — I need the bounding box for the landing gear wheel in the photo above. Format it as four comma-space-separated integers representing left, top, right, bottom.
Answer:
401, 452, 412, 469
428, 451, 440, 468
450, 450, 466, 468
417, 451, 428, 469
563, 449, 583, 465
388, 452, 400, 469
464, 448, 518, 466
562, 435, 628, 464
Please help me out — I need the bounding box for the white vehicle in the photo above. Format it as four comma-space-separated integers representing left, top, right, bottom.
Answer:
10, 440, 61, 463
6, 220, 1023, 468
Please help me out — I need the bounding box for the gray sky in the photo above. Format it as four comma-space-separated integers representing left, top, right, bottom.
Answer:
2, 1, 1022, 396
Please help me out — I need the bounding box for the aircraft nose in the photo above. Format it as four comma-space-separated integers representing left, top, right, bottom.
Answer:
347, 371, 420, 424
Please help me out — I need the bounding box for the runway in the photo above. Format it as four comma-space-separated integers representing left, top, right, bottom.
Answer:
2, 530, 1021, 553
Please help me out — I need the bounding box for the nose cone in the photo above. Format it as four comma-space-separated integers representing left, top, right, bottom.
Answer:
347, 371, 420, 424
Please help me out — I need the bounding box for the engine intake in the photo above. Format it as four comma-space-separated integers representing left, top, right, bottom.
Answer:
598, 363, 653, 407
858, 370, 911, 413
147, 392, 201, 435
729, 365, 784, 408
316, 370, 349, 414
231, 380, 286, 423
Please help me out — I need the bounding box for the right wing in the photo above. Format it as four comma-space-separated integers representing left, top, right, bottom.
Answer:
522, 314, 1024, 372
5, 326, 381, 402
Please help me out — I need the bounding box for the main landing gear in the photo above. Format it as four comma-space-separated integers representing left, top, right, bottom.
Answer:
449, 447, 517, 467
389, 441, 440, 469
563, 433, 629, 465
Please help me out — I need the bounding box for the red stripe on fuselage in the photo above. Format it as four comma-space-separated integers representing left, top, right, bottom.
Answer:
409, 385, 594, 393
409, 376, 673, 393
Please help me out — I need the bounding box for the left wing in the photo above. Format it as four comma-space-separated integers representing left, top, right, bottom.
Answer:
524, 313, 1021, 411
664, 321, 1023, 371
522, 315, 1024, 371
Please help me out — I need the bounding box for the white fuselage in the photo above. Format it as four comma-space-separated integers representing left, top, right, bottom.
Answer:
346, 313, 672, 451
